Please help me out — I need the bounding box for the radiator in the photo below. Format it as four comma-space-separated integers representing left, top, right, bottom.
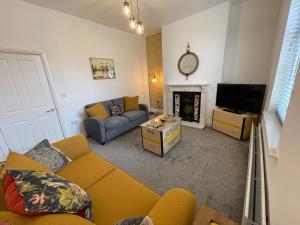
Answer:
242, 124, 267, 225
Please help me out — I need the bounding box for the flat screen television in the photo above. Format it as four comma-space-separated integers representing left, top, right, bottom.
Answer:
216, 84, 267, 114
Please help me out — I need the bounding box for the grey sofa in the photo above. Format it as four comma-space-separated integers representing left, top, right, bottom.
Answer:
84, 97, 149, 144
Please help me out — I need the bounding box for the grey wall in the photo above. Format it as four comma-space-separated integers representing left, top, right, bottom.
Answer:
222, 0, 282, 84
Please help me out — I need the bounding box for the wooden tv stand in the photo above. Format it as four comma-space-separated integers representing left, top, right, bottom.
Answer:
212, 108, 259, 140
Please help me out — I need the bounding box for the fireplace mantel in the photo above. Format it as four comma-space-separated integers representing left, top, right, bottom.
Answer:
166, 84, 209, 129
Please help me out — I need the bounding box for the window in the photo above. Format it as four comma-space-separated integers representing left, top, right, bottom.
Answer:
270, 0, 300, 123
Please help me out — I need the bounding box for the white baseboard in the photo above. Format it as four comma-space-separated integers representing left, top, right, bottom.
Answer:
206, 121, 212, 126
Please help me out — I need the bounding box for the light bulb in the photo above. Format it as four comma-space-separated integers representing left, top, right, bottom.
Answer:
122, 1, 130, 17
136, 21, 144, 35
152, 77, 157, 83
129, 17, 136, 30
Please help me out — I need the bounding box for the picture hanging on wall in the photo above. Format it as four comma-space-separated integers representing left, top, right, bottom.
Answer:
89, 58, 116, 80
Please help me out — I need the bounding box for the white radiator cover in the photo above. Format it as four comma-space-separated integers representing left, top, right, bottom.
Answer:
242, 124, 267, 225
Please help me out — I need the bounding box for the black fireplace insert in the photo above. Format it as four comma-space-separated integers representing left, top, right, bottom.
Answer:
173, 92, 201, 122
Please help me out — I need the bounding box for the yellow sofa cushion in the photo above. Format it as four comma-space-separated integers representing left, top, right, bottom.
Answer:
52, 134, 90, 160
0, 211, 95, 225
124, 96, 139, 111
57, 152, 115, 189
86, 103, 108, 120
86, 169, 160, 225
0, 152, 52, 179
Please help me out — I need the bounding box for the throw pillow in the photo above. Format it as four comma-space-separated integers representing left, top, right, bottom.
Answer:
112, 98, 125, 112
115, 216, 153, 225
108, 103, 123, 116
124, 96, 139, 111
3, 170, 93, 222
0, 152, 52, 179
86, 103, 108, 120
25, 139, 71, 173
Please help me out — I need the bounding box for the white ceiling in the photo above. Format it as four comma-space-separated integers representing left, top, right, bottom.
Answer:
21, 0, 229, 36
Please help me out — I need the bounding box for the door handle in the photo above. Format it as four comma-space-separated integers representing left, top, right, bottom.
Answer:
45, 108, 55, 113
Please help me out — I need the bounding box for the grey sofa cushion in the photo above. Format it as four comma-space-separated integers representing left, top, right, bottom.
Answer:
112, 97, 125, 112
122, 111, 146, 122
104, 116, 130, 131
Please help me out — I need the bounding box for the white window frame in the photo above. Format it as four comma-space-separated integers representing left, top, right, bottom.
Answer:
269, 0, 300, 124
263, 0, 300, 157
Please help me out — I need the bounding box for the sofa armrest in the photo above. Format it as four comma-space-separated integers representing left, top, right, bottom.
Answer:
52, 134, 90, 160
84, 117, 106, 144
148, 188, 196, 225
139, 104, 150, 120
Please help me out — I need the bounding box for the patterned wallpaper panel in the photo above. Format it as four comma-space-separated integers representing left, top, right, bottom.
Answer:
146, 33, 163, 110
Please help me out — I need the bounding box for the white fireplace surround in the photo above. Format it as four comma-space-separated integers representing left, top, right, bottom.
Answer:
166, 84, 209, 129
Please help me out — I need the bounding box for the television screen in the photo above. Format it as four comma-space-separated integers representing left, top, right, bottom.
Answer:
216, 84, 266, 114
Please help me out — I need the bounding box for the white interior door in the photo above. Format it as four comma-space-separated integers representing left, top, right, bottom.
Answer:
0, 52, 63, 157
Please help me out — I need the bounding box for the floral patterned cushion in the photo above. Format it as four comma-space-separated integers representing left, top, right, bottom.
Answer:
25, 139, 71, 172
114, 216, 153, 225
108, 103, 123, 116
3, 170, 93, 222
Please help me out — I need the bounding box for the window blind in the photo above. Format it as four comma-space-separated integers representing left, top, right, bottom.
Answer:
271, 0, 300, 123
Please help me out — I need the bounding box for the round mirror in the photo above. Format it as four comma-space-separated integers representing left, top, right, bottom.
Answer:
178, 52, 199, 77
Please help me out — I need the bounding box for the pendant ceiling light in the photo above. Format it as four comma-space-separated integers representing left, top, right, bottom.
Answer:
129, 0, 136, 30
121, 0, 144, 35
136, 21, 144, 35
129, 17, 136, 30
135, 0, 144, 35
122, 0, 130, 17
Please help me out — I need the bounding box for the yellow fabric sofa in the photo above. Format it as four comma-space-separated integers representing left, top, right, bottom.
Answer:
0, 134, 196, 225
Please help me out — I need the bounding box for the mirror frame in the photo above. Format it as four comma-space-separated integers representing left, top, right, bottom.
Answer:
178, 52, 199, 77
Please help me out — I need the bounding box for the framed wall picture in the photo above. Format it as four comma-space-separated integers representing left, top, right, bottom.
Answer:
89, 58, 116, 80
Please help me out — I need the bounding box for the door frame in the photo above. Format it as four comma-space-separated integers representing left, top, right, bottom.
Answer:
0, 128, 10, 161
0, 48, 67, 139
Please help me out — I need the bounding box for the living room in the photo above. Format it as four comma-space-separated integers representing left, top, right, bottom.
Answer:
0, 0, 299, 225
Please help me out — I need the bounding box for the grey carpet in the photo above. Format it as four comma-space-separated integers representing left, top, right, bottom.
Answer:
89, 126, 249, 223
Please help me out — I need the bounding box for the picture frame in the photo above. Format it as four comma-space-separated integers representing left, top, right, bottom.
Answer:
89, 57, 116, 80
